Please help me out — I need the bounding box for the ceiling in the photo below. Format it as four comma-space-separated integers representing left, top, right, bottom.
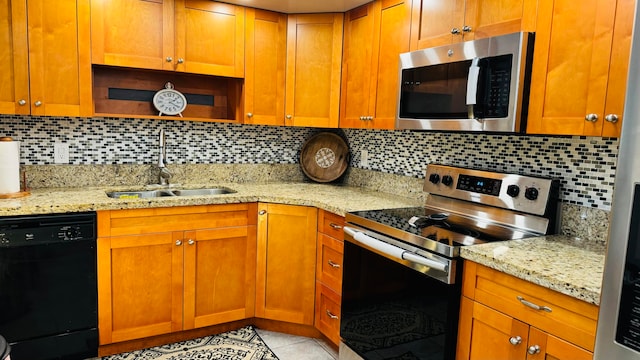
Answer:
220, 0, 371, 13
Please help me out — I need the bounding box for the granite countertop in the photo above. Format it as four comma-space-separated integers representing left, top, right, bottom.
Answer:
460, 235, 606, 306
0, 182, 605, 306
0, 182, 423, 217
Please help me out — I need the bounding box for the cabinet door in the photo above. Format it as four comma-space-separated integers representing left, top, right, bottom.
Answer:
175, 0, 244, 77
457, 297, 529, 360
256, 203, 318, 325
244, 8, 287, 126
97, 232, 184, 344
340, 2, 376, 129
526, 0, 619, 135
285, 13, 343, 128
91, 0, 175, 70
463, 0, 536, 40
0, 0, 29, 115
27, 0, 92, 116
371, 0, 412, 128
183, 226, 257, 329
409, 0, 464, 49
528, 327, 593, 360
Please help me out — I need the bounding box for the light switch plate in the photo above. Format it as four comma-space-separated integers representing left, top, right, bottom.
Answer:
54, 143, 69, 164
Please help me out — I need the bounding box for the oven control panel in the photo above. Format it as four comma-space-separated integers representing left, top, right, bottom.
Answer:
423, 164, 559, 216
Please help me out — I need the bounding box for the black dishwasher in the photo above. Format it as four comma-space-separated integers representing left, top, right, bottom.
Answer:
0, 212, 98, 360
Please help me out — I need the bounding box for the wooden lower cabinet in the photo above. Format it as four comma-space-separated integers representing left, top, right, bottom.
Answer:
97, 204, 257, 345
314, 210, 345, 346
255, 203, 318, 325
457, 262, 597, 360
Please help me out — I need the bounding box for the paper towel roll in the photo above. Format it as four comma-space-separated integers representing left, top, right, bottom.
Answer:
0, 140, 21, 194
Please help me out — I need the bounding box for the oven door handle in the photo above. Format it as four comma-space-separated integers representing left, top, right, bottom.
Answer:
344, 226, 448, 273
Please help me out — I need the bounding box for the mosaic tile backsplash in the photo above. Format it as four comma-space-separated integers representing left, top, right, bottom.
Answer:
0, 115, 618, 210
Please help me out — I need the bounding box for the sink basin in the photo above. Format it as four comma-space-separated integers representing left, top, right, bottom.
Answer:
106, 190, 175, 199
171, 188, 236, 196
106, 187, 236, 199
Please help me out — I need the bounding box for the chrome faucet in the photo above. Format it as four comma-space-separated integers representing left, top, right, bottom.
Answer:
158, 129, 171, 185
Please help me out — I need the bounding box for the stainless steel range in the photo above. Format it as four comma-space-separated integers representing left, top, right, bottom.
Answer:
339, 164, 560, 360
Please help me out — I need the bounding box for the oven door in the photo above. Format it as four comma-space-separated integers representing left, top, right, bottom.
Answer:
340, 226, 461, 360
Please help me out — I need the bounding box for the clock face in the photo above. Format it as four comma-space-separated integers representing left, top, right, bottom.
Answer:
153, 89, 187, 116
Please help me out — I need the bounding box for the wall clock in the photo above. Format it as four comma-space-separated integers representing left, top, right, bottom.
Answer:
153, 82, 187, 117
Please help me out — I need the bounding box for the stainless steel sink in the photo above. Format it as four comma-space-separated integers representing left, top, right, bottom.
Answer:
106, 187, 236, 199
106, 190, 176, 199
171, 188, 236, 196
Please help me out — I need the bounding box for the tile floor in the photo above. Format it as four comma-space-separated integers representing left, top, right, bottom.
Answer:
256, 329, 338, 360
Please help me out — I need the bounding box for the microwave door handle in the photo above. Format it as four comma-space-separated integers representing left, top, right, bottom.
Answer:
466, 57, 480, 118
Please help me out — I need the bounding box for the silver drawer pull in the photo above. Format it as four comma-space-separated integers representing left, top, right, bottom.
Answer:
517, 296, 552, 312
326, 309, 339, 320
509, 336, 522, 345
528, 345, 541, 355
328, 260, 341, 268
329, 223, 343, 229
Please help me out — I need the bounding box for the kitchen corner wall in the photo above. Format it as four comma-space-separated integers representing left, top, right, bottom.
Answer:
0, 115, 618, 212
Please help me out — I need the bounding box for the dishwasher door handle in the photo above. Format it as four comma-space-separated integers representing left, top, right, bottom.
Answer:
344, 226, 448, 273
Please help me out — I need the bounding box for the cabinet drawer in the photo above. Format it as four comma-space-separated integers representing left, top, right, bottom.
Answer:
318, 210, 345, 239
462, 262, 598, 352
316, 233, 344, 294
315, 282, 341, 346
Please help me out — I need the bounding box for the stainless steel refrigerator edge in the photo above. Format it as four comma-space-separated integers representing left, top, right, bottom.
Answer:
595, 0, 640, 358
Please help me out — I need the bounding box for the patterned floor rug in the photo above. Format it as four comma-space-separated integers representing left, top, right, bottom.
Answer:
101, 326, 280, 360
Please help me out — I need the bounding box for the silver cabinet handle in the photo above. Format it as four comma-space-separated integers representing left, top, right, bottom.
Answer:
177, 58, 184, 64
247, 112, 253, 118
18, 99, 26, 106
585, 113, 599, 122
462, 25, 472, 32
451, 27, 461, 34
517, 296, 552, 312
188, 239, 195, 245
286, 114, 292, 120
509, 336, 522, 345
34, 100, 42, 107
528, 345, 541, 355
166, 56, 173, 62
175, 239, 182, 246
259, 210, 267, 215
605, 114, 619, 123
326, 309, 339, 320
328, 260, 341, 268
329, 223, 342, 230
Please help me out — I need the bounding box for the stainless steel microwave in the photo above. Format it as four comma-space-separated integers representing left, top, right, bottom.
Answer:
396, 32, 534, 132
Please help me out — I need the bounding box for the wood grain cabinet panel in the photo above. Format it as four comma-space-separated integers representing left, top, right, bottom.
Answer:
256, 203, 318, 325
285, 13, 343, 128
91, 0, 244, 77
244, 8, 287, 126
340, 0, 412, 129
457, 262, 597, 360
526, 0, 634, 136
97, 204, 257, 345
0, 0, 92, 116
409, 0, 536, 49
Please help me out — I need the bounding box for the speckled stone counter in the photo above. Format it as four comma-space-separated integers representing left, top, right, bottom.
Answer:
460, 235, 606, 305
0, 182, 423, 217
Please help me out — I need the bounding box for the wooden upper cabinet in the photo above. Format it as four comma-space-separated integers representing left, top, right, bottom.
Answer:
91, 0, 244, 77
285, 13, 344, 128
244, 8, 287, 126
526, 0, 634, 136
409, 0, 536, 50
0, 0, 92, 116
340, 0, 412, 129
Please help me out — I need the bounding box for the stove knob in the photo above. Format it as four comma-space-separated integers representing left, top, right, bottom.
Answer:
442, 175, 453, 186
506, 184, 520, 197
525, 187, 539, 201
429, 174, 440, 184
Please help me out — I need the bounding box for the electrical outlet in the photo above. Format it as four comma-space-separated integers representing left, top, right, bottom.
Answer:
54, 143, 69, 164
361, 149, 369, 167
